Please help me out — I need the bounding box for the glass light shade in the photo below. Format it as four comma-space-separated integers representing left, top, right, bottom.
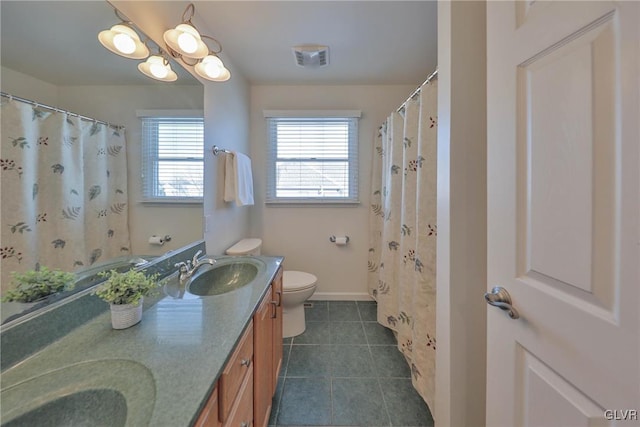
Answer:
150, 62, 169, 79
216, 67, 231, 82
98, 24, 149, 59
138, 56, 178, 82
194, 55, 225, 80
163, 23, 208, 59
177, 32, 198, 54
113, 33, 136, 54
196, 62, 230, 82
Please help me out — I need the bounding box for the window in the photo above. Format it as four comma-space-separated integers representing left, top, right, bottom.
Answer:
265, 111, 360, 204
140, 115, 204, 202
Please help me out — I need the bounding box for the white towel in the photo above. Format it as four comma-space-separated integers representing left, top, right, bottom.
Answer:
224, 151, 254, 206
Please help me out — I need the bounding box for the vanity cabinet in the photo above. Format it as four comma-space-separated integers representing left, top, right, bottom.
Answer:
195, 265, 283, 427
254, 266, 284, 427
195, 320, 254, 427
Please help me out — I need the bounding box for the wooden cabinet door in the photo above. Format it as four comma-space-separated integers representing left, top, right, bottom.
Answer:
253, 288, 273, 427
253, 266, 285, 427
271, 266, 283, 393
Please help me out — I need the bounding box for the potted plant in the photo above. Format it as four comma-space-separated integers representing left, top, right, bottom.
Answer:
2, 266, 75, 304
93, 269, 159, 329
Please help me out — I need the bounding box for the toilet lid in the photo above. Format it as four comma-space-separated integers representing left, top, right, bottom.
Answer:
283, 271, 317, 291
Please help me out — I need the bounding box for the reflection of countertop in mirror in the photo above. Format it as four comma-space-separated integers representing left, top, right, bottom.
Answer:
1, 255, 284, 426
0, 255, 157, 325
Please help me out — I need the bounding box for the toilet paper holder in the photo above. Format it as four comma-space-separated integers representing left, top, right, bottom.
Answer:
149, 234, 172, 246
329, 235, 350, 243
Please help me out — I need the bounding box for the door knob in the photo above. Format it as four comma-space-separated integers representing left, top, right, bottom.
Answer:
484, 286, 520, 319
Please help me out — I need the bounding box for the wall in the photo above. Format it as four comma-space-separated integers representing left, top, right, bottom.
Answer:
250, 85, 415, 299
435, 1, 487, 426
202, 75, 252, 255
1, 66, 58, 105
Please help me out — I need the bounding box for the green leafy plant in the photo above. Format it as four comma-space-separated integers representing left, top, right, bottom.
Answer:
93, 269, 159, 306
2, 267, 75, 303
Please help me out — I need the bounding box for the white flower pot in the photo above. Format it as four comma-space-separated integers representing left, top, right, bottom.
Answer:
110, 298, 143, 329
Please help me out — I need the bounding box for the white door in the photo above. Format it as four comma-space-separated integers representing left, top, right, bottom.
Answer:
487, 1, 639, 426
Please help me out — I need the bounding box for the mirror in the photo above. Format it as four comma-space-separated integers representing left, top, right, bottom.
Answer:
0, 1, 204, 324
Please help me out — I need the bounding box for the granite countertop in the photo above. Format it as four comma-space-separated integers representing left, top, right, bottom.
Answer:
1, 255, 284, 426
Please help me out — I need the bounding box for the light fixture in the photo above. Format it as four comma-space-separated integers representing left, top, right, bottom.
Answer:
98, 3, 230, 83
98, 11, 149, 60
138, 53, 178, 82
164, 24, 208, 59
164, 3, 230, 82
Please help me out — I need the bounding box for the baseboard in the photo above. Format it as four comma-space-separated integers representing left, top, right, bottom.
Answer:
309, 292, 374, 301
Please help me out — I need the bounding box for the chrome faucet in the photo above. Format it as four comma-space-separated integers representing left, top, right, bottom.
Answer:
174, 250, 215, 283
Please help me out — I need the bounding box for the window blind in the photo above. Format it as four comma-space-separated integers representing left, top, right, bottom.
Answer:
141, 117, 204, 201
266, 117, 359, 203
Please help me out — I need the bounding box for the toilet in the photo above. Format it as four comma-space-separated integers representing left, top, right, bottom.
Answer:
226, 238, 317, 338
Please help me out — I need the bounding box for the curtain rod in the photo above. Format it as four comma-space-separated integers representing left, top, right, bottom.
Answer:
396, 69, 438, 113
1, 92, 125, 130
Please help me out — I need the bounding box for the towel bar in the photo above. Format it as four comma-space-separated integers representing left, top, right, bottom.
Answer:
212, 145, 232, 156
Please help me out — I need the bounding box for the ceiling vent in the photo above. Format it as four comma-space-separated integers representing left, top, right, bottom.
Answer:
292, 45, 329, 68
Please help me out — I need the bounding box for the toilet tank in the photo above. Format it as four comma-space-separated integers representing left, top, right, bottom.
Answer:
226, 238, 262, 256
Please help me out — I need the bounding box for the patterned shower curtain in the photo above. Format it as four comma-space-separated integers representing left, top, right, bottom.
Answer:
1, 98, 130, 294
367, 79, 437, 414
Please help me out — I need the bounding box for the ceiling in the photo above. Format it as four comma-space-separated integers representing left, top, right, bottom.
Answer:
0, 1, 437, 87
192, 1, 438, 85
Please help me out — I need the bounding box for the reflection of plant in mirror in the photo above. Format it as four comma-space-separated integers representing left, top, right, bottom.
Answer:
2, 267, 75, 303
93, 269, 159, 306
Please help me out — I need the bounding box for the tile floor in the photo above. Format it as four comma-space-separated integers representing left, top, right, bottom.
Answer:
268, 300, 434, 427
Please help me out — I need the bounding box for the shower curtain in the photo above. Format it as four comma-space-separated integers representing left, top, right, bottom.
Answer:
1, 98, 130, 293
367, 78, 437, 414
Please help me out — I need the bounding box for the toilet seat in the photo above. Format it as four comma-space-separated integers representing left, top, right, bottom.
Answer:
283, 271, 317, 292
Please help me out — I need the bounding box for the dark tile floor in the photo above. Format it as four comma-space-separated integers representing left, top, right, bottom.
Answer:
268, 300, 434, 427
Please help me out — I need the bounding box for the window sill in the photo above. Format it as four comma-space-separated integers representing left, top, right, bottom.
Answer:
265, 200, 360, 207
140, 198, 203, 206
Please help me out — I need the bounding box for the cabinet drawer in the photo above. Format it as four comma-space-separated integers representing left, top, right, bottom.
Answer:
219, 320, 254, 423
194, 387, 220, 427
223, 368, 253, 427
